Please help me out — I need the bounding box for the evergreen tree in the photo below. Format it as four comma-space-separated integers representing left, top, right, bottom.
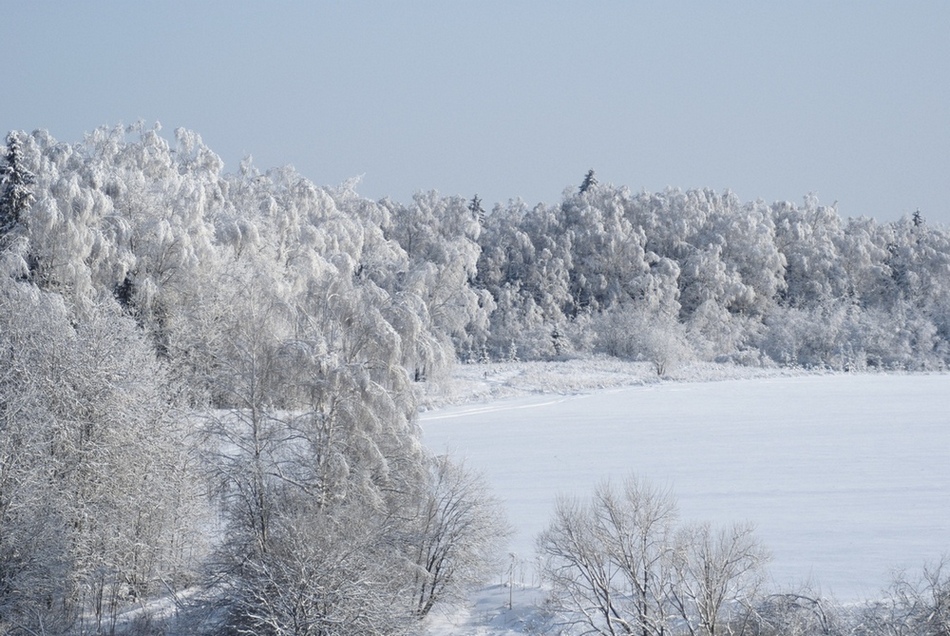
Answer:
469, 193, 486, 225
0, 131, 36, 236
579, 169, 597, 194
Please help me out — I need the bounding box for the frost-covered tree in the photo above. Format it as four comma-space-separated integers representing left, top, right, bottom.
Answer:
382, 191, 494, 365
199, 224, 432, 631
476, 199, 573, 358
0, 131, 36, 236
538, 476, 768, 636
593, 306, 693, 375
749, 587, 844, 636
226, 503, 417, 636
410, 455, 510, 617
772, 196, 847, 308
859, 557, 950, 636
559, 186, 656, 313
0, 284, 75, 634
0, 280, 202, 635
538, 476, 681, 636
670, 522, 769, 636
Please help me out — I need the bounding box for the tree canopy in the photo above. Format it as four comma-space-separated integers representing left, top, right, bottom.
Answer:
0, 124, 948, 633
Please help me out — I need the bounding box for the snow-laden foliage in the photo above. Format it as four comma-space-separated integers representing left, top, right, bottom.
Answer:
0, 126, 514, 634
1, 124, 949, 633
478, 181, 949, 370
0, 279, 203, 634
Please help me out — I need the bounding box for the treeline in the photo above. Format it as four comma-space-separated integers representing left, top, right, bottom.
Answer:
0, 124, 948, 633
475, 177, 949, 371
4, 125, 950, 377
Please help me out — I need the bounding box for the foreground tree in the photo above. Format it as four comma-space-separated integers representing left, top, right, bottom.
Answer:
198, 251, 509, 631
199, 278, 422, 633
410, 455, 511, 618
223, 503, 416, 636
861, 556, 950, 636
670, 522, 769, 636
749, 588, 845, 636
0, 281, 202, 635
537, 476, 680, 636
538, 475, 768, 636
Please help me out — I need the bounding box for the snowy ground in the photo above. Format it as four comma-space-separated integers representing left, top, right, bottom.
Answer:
419, 359, 950, 634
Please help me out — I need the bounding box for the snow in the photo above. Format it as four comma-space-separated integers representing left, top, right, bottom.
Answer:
422, 584, 551, 636
420, 361, 950, 633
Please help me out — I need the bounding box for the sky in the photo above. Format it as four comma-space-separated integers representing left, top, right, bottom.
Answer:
3, 1, 949, 224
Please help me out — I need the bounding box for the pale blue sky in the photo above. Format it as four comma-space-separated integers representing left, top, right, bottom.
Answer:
4, 1, 949, 223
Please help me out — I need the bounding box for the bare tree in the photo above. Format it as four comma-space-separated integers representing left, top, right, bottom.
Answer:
537, 475, 680, 636
538, 475, 769, 636
670, 522, 769, 636
750, 588, 842, 636
861, 556, 950, 636
410, 455, 511, 617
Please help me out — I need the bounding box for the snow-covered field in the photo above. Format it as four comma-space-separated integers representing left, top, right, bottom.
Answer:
420, 360, 950, 633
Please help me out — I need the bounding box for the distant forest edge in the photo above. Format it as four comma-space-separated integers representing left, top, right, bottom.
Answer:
2, 124, 950, 633
3, 125, 948, 382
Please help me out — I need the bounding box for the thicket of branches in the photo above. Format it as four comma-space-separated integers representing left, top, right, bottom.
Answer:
536, 476, 950, 636
0, 125, 948, 634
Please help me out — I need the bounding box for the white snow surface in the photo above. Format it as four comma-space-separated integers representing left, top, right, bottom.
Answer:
419, 359, 950, 633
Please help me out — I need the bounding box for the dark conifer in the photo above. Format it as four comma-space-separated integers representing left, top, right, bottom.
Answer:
0, 131, 36, 235
469, 193, 486, 224
579, 169, 597, 194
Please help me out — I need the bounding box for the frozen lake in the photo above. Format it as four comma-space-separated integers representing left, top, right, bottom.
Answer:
421, 373, 950, 601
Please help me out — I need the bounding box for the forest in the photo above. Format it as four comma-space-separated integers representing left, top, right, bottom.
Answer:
0, 124, 948, 635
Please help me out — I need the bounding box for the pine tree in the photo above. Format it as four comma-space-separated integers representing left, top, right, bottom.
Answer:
579, 169, 597, 194
469, 193, 486, 225
0, 131, 36, 235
